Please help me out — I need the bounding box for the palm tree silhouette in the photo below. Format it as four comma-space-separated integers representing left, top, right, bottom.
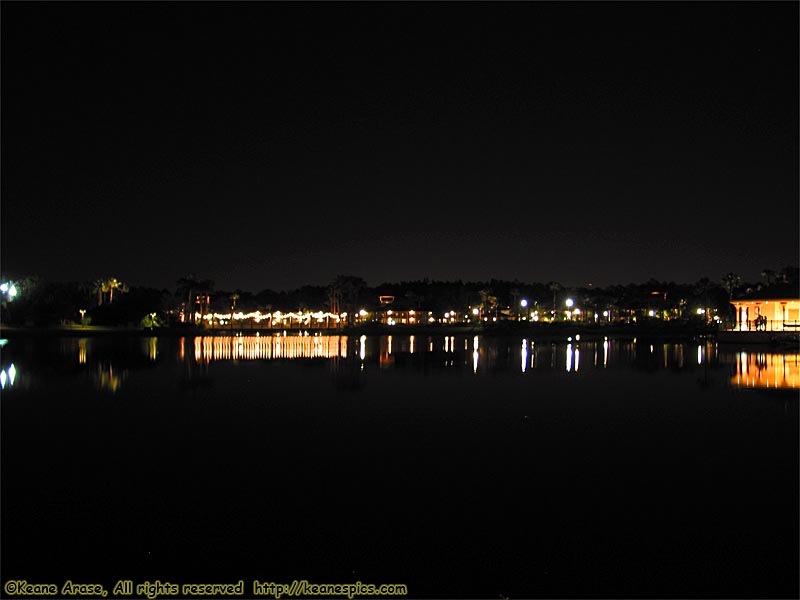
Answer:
721, 272, 741, 302
547, 281, 562, 321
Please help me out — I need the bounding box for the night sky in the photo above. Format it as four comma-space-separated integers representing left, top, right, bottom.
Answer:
2, 2, 797, 292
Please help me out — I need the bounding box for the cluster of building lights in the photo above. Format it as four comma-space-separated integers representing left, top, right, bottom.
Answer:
175, 294, 721, 329
194, 310, 341, 326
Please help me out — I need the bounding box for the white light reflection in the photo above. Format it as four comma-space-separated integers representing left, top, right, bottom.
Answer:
697, 345, 702, 365
473, 335, 479, 373
603, 338, 609, 368
359, 335, 366, 361
410, 335, 415, 354
574, 346, 580, 372
8, 364, 16, 385
521, 339, 528, 373
566, 343, 573, 372
0, 371, 6, 389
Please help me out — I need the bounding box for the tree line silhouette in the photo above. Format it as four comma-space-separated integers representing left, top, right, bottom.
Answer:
1, 266, 797, 328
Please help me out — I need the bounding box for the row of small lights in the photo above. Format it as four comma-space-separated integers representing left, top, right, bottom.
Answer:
194, 310, 341, 326
2, 281, 715, 324
200, 299, 711, 325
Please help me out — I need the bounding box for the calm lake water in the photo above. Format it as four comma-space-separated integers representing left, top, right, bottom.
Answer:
1, 334, 797, 598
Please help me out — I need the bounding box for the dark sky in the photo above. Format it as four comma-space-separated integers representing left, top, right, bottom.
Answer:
2, 2, 797, 292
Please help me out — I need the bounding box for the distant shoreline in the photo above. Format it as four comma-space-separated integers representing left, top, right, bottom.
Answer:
0, 321, 715, 340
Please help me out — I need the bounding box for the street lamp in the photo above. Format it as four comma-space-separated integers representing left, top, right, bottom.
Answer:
1, 283, 17, 298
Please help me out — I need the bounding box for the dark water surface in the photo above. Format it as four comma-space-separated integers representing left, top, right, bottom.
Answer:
2, 334, 797, 598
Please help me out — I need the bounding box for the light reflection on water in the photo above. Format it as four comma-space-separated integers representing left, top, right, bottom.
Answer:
1, 334, 798, 391
731, 351, 800, 390
2, 333, 797, 598
192, 334, 348, 362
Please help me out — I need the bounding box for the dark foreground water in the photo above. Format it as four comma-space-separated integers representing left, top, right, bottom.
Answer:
1, 334, 798, 598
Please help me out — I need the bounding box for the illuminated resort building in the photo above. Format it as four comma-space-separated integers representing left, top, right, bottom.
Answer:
729, 288, 800, 331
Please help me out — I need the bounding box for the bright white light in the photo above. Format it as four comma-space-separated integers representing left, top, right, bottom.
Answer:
472, 308, 480, 315
521, 339, 528, 373
0, 371, 5, 388
8, 364, 16, 385
648, 310, 656, 317
573, 308, 580, 315
8, 285, 17, 298
360, 335, 366, 360
565, 298, 574, 308
697, 308, 705, 315
444, 312, 450, 318
359, 309, 367, 317
520, 299, 528, 308
603, 310, 609, 317
0, 283, 7, 293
